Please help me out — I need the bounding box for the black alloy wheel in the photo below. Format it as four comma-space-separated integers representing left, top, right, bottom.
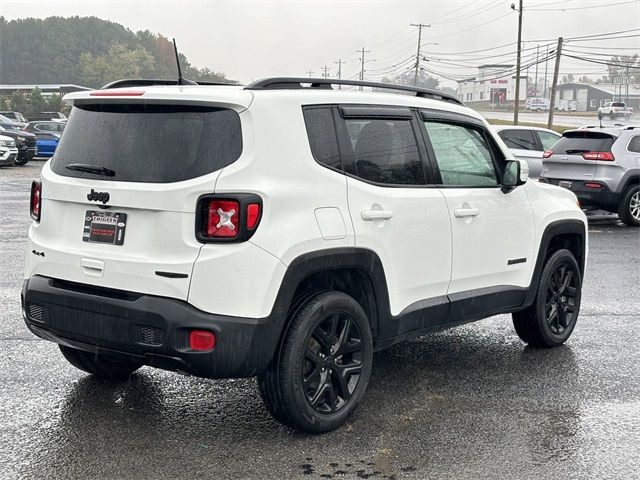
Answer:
512, 249, 582, 347
544, 263, 578, 335
303, 311, 365, 414
257, 291, 373, 433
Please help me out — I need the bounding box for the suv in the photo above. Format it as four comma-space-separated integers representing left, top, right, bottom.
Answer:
597, 101, 633, 121
0, 134, 19, 166
540, 126, 640, 226
22, 78, 588, 433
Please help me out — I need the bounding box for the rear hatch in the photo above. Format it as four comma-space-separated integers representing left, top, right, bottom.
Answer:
541, 130, 617, 184
29, 91, 248, 301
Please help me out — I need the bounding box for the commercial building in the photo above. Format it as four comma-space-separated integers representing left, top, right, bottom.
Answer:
555, 82, 640, 112
456, 65, 528, 104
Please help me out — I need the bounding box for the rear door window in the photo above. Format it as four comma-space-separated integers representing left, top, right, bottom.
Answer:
343, 118, 425, 185
51, 104, 242, 183
552, 131, 615, 154
498, 129, 537, 151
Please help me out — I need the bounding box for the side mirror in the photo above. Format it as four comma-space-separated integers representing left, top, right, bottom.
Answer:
502, 159, 528, 190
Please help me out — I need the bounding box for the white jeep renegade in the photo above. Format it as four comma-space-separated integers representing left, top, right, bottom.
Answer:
22, 78, 587, 432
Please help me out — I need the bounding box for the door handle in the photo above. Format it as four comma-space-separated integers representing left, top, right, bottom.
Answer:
453, 208, 479, 218
361, 210, 393, 221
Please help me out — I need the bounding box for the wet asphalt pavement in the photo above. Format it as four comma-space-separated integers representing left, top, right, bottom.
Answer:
1, 161, 639, 480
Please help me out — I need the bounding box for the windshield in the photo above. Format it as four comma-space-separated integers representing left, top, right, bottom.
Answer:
51, 103, 242, 183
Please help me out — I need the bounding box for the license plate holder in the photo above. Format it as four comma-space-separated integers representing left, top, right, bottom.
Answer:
558, 180, 572, 189
83, 210, 127, 245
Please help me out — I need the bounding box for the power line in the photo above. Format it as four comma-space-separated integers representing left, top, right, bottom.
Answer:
528, 0, 638, 11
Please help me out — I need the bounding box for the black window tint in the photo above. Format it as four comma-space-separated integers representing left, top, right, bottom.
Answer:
303, 107, 341, 169
498, 129, 537, 151
628, 136, 640, 153
51, 104, 242, 183
552, 132, 615, 154
345, 119, 424, 185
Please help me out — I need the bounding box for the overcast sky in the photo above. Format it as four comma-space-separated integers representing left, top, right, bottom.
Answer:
1, 0, 639, 87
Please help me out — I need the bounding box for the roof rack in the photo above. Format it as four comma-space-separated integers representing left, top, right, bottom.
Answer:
244, 77, 463, 105
100, 79, 236, 89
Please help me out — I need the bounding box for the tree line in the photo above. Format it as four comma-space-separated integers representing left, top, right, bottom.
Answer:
0, 16, 234, 88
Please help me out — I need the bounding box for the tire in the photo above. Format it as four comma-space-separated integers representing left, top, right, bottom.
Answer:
14, 156, 30, 166
257, 291, 373, 433
597, 112, 603, 120
512, 249, 582, 348
59, 345, 143, 380
617, 185, 640, 227
609, 112, 615, 120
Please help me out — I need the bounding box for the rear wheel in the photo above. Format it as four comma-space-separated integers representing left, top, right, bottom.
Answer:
257, 291, 373, 433
609, 112, 615, 120
59, 345, 143, 380
512, 249, 581, 347
618, 185, 640, 227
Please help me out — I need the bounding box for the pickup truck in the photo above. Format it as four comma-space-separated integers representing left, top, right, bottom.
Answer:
597, 101, 633, 120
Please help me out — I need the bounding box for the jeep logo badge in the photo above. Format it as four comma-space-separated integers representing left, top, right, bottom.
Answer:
87, 189, 110, 204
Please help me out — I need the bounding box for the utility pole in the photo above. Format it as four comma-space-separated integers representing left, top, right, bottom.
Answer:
544, 44, 549, 98
512, 0, 523, 125
357, 47, 371, 90
534, 44, 539, 97
306, 70, 314, 78
411, 22, 430, 86
321, 65, 330, 78
334, 59, 346, 89
547, 37, 563, 129
334, 59, 345, 80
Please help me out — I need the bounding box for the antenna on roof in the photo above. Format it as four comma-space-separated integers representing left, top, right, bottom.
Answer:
172, 38, 197, 86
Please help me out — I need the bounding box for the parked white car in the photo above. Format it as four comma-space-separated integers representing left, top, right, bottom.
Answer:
493, 125, 561, 178
525, 97, 550, 111
22, 77, 587, 433
0, 134, 19, 167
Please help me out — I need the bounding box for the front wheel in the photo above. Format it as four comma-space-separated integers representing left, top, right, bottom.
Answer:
59, 345, 143, 380
618, 185, 640, 227
258, 291, 373, 433
512, 249, 582, 347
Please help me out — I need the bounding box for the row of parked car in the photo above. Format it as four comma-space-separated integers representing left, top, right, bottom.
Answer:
0, 110, 66, 167
493, 123, 640, 226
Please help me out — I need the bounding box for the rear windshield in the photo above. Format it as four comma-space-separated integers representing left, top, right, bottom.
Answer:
51, 104, 242, 183
611, 102, 625, 107
552, 131, 615, 154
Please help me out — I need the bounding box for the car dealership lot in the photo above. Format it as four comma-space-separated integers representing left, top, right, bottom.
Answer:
1, 162, 639, 480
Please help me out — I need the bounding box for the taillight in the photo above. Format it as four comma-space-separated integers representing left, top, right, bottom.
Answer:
585, 182, 603, 189
206, 199, 239, 238
543, 150, 553, 158
196, 194, 262, 242
30, 180, 41, 221
582, 151, 614, 161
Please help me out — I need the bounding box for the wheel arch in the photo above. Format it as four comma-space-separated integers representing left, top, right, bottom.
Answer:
268, 248, 390, 344
523, 219, 587, 308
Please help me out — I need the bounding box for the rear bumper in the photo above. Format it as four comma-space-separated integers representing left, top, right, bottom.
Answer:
539, 178, 621, 211
21, 275, 282, 379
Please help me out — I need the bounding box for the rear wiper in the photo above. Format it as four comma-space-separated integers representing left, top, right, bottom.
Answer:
66, 163, 115, 177
564, 149, 589, 154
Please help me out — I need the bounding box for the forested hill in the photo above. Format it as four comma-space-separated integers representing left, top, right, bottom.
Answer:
0, 16, 234, 87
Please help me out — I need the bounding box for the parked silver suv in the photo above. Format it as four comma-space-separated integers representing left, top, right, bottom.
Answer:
540, 125, 640, 226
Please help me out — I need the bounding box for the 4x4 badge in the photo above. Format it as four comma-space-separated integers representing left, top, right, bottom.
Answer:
87, 189, 110, 204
